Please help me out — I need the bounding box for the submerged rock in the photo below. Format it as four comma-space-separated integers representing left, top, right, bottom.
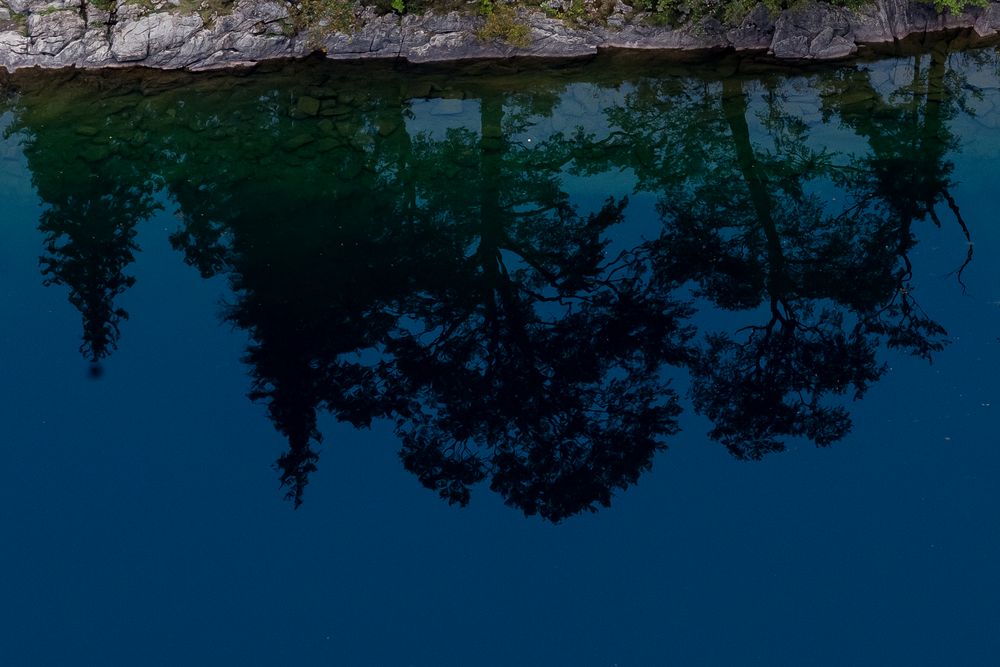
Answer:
295, 95, 321, 116
282, 133, 316, 151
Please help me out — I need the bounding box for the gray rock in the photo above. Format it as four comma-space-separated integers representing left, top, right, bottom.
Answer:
1, 0, 1000, 71
604, 0, 632, 30
521, 13, 598, 59
809, 25, 856, 58
401, 11, 497, 63
0, 29, 29, 67
7, 0, 77, 13
879, 0, 944, 39
0, 0, 301, 70
605, 14, 625, 29
771, 2, 856, 59
845, 1, 893, 42
28, 9, 84, 56
321, 7, 400, 59
974, 2, 1000, 35
111, 13, 204, 62
541, 0, 572, 12
727, 3, 776, 51
601, 17, 727, 51
772, 33, 810, 58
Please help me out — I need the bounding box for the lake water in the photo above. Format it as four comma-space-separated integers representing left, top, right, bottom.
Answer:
1, 43, 999, 665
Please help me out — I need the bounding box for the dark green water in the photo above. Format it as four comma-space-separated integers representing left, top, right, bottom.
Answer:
1, 45, 999, 664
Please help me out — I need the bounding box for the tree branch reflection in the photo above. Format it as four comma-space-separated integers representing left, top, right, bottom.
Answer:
8, 52, 983, 518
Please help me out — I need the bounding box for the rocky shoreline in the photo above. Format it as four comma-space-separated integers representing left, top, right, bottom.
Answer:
1, 0, 1000, 71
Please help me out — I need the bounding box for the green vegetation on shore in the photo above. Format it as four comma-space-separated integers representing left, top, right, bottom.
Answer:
280, 0, 993, 47
1, 0, 991, 53
478, 0, 532, 46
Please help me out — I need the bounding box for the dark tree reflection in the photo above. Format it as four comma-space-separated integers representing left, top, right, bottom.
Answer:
680, 79, 884, 459
584, 68, 960, 459
162, 84, 692, 519
370, 91, 691, 520
38, 187, 155, 368
165, 86, 421, 505
6, 51, 983, 518
380, 191, 691, 520
8, 84, 160, 368
819, 47, 973, 347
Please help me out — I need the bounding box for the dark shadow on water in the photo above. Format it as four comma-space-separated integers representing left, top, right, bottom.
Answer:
4, 38, 989, 519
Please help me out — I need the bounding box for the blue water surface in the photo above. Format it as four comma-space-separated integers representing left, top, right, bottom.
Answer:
1, 49, 998, 666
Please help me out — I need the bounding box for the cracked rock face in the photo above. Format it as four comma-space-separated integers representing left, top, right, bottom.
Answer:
8, 0, 78, 12
726, 3, 777, 51
0, 0, 301, 70
111, 12, 205, 62
0, 0, 998, 71
772, 3, 856, 59
28, 10, 86, 57
974, 3, 1000, 36
320, 7, 401, 59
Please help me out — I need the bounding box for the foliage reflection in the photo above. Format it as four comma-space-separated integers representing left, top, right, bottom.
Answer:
5, 49, 983, 519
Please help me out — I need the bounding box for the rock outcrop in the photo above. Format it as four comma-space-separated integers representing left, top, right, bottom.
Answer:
0, 0, 303, 69
1, 0, 999, 71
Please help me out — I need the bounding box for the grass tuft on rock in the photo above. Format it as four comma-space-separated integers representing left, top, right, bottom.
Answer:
477, 0, 531, 47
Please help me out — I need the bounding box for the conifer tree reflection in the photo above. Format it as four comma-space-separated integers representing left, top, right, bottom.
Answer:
167, 89, 419, 505
10, 89, 160, 369
37, 183, 155, 368
228, 194, 418, 507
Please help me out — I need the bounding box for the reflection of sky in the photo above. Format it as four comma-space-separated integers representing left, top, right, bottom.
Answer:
0, 111, 31, 201
405, 97, 482, 140
2, 60, 1000, 667
404, 83, 628, 146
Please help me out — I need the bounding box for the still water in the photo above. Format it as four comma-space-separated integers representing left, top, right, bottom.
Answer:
1, 44, 999, 664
